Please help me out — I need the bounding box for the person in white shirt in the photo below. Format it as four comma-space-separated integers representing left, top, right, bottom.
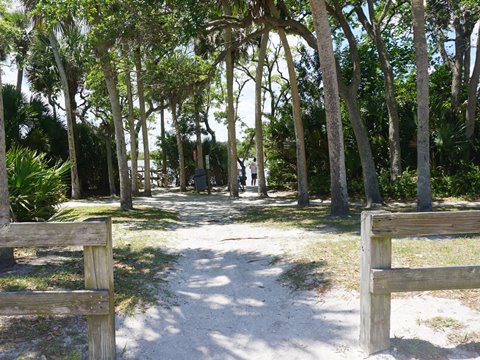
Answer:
250, 158, 257, 186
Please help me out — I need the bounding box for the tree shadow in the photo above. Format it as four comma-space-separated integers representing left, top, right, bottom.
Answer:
388, 337, 480, 360
0, 246, 178, 314
116, 247, 363, 359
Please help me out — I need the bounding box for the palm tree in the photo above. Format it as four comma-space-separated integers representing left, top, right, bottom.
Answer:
254, 31, 269, 197
48, 29, 81, 199
355, 0, 402, 180
9, 9, 30, 93
0, 1, 15, 268
124, 61, 139, 195
22, 0, 83, 199
309, 0, 349, 215
266, 0, 309, 206
222, 0, 239, 198
0, 69, 14, 269
328, 0, 382, 207
278, 31, 310, 206
95, 42, 133, 210
134, 48, 152, 196
412, 0, 432, 211
465, 21, 480, 139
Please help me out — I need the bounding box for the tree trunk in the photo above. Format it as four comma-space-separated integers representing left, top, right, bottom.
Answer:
0, 69, 15, 269
466, 22, 480, 139
125, 66, 139, 195
160, 103, 168, 187
134, 49, 151, 196
194, 91, 204, 169
343, 91, 382, 206
355, 5, 402, 180
278, 30, 309, 206
223, 1, 239, 198
330, 0, 382, 207
412, 0, 432, 212
105, 139, 116, 196
255, 31, 269, 197
310, 0, 349, 215
49, 31, 81, 199
375, 37, 402, 181
96, 44, 132, 210
16, 67, 23, 93
171, 97, 187, 192
451, 19, 465, 115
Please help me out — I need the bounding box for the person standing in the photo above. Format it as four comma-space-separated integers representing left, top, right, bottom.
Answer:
250, 158, 258, 186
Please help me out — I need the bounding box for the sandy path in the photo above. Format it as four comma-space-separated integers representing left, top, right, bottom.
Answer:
82, 189, 480, 360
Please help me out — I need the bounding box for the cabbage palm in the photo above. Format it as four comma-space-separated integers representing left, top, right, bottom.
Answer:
0, 0, 18, 269
413, 0, 432, 211
310, 0, 349, 215
7, 147, 70, 221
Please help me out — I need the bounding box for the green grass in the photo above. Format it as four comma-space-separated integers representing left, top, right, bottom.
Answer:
418, 316, 463, 332
417, 317, 480, 353
1, 205, 180, 314
238, 205, 361, 233
239, 204, 480, 311
0, 316, 87, 360
0, 204, 180, 358
53, 205, 178, 231
279, 260, 331, 292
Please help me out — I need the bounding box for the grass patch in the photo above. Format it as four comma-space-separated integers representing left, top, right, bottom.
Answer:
447, 330, 480, 350
54, 205, 178, 231
279, 260, 331, 292
238, 205, 361, 233
0, 204, 180, 358
247, 204, 480, 311
289, 236, 480, 309
0, 316, 86, 360
418, 316, 463, 332
1, 205, 180, 314
415, 318, 480, 354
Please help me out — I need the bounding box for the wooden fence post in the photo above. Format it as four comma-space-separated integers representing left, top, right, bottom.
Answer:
84, 217, 115, 359
360, 211, 392, 354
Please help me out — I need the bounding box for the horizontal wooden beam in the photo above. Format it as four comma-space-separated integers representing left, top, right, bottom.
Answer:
371, 211, 480, 237
0, 290, 110, 316
371, 266, 480, 294
0, 221, 108, 247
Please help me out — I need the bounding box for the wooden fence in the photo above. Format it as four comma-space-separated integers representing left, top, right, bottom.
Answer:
360, 210, 480, 355
0, 217, 115, 359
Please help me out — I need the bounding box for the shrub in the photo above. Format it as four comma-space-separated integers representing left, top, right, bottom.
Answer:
379, 168, 417, 199
7, 147, 70, 221
432, 165, 480, 198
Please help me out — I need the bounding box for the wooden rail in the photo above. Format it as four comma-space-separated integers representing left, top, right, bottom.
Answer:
0, 218, 115, 360
360, 211, 480, 355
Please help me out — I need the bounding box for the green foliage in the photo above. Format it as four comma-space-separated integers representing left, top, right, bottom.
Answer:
154, 131, 196, 185
432, 165, 480, 198
26, 30, 61, 98
7, 147, 70, 221
147, 50, 211, 103
374, 165, 480, 200
3, 84, 68, 161
378, 168, 418, 199
76, 123, 117, 195
0, 1, 20, 60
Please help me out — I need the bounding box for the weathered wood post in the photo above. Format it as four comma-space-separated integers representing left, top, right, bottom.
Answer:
84, 217, 115, 359
360, 211, 392, 354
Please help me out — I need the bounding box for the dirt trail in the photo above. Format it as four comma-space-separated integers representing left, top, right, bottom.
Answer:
74, 189, 480, 359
